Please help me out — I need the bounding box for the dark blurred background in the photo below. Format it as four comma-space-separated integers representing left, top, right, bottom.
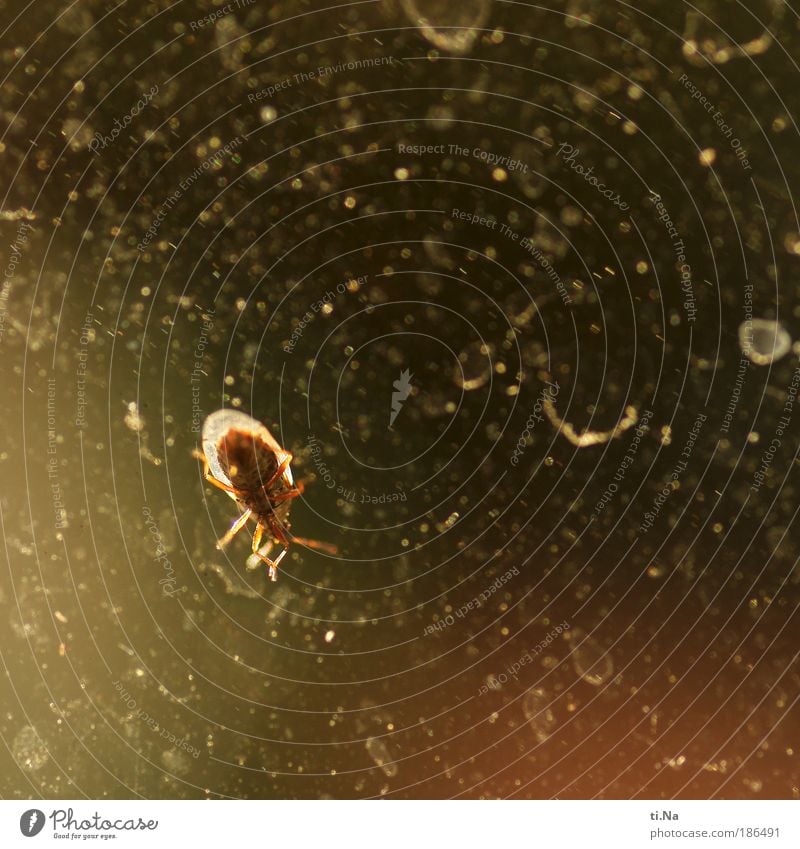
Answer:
1, 0, 798, 799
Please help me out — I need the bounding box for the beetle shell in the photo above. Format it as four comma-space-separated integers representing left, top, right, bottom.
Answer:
201, 409, 294, 501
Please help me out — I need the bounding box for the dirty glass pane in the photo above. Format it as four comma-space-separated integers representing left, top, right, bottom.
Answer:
1, 0, 798, 803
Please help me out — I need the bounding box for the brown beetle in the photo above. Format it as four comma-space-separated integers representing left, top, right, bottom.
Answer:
195, 409, 336, 581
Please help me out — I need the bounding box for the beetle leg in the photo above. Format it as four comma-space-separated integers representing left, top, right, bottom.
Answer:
251, 521, 264, 553
216, 508, 252, 549
246, 537, 275, 570
269, 519, 293, 580
261, 452, 293, 492
290, 535, 338, 555
207, 475, 240, 496
194, 448, 240, 495
252, 521, 287, 581
269, 547, 288, 581
271, 486, 304, 505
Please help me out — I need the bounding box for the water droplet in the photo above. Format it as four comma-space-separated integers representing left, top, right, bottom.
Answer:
366, 736, 398, 777
426, 103, 456, 129
739, 319, 791, 365
259, 106, 277, 124
12, 726, 49, 772
423, 236, 457, 271
681, 5, 781, 66
454, 341, 492, 391
124, 401, 144, 432
522, 687, 558, 742
62, 118, 94, 152
568, 628, 614, 686
400, 0, 491, 55
504, 290, 539, 328
161, 747, 191, 776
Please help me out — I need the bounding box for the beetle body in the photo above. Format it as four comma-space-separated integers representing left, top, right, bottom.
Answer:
197, 409, 335, 580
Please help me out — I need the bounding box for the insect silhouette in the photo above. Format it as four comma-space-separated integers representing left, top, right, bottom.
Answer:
195, 409, 336, 581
